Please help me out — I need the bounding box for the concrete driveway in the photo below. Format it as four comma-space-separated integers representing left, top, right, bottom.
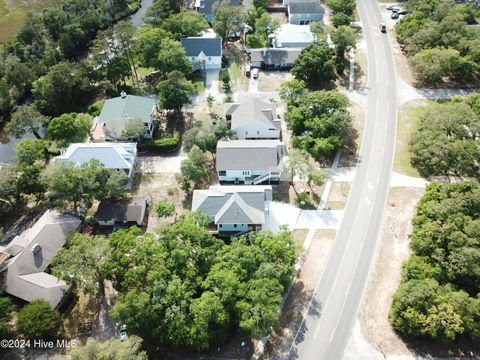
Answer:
137, 155, 186, 174
205, 69, 220, 96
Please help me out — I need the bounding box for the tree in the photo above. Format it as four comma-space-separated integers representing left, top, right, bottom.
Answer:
177, 145, 209, 191
279, 79, 307, 109
135, 27, 171, 68
411, 47, 461, 84
285, 149, 309, 187
16, 300, 61, 339
325, 0, 356, 16
112, 21, 140, 88
6, 105, 48, 140
122, 117, 145, 142
207, 94, 215, 110
14, 138, 50, 167
32, 62, 93, 116
145, 0, 185, 27
157, 71, 195, 112
161, 12, 209, 38
0, 297, 15, 339
287, 90, 352, 161
42, 159, 127, 211
292, 42, 337, 86
331, 26, 357, 73
155, 200, 176, 218
253, 0, 267, 9
212, 1, 244, 41
156, 38, 192, 75
254, 12, 279, 37
331, 12, 351, 27
46, 113, 92, 146
0, 79, 14, 119
51, 233, 111, 296
54, 336, 147, 360
308, 169, 328, 188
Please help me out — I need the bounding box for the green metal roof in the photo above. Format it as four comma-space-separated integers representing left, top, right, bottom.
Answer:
98, 94, 156, 136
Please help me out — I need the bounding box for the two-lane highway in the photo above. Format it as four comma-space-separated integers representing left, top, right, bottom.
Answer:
286, 0, 397, 359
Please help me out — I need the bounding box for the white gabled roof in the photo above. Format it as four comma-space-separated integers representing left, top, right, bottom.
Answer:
55, 143, 137, 170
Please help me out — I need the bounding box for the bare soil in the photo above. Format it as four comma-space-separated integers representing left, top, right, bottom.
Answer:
257, 71, 293, 92
131, 173, 187, 232
325, 182, 351, 210
358, 187, 424, 355
264, 229, 336, 358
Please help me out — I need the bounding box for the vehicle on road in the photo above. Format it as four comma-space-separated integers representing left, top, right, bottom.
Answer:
391, 12, 399, 19
380, 23, 386, 33
252, 68, 259, 79
119, 324, 127, 341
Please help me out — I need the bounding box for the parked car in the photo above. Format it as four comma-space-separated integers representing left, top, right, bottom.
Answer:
119, 324, 127, 341
252, 68, 259, 79
386, 5, 395, 10
245, 64, 251, 77
391, 6, 402, 12
391, 12, 399, 19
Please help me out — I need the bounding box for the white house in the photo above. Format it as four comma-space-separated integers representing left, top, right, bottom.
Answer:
271, 24, 316, 48
54, 142, 137, 182
92, 92, 157, 141
192, 185, 272, 236
225, 97, 281, 140
288, 0, 324, 25
181, 29, 222, 70
250, 48, 302, 69
216, 140, 286, 184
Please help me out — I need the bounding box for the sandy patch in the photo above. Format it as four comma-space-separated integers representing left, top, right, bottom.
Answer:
325, 182, 351, 210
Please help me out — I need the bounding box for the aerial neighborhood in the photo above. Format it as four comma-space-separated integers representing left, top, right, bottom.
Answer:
0, 0, 479, 359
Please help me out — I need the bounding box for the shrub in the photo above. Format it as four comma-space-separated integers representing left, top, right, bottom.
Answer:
143, 133, 181, 152
155, 200, 176, 218
16, 300, 61, 339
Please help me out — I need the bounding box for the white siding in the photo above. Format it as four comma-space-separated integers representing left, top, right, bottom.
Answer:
234, 122, 280, 140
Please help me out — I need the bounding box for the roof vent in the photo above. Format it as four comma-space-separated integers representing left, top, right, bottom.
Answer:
31, 244, 41, 255
120, 91, 127, 99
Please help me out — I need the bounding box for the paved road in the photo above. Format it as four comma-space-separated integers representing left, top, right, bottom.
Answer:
286, 1, 397, 359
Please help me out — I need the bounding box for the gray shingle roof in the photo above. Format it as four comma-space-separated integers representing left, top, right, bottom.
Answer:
250, 48, 302, 65
0, 211, 81, 307
225, 97, 278, 130
196, 0, 241, 17
192, 186, 272, 225
216, 140, 286, 171
96, 197, 147, 224
181, 37, 222, 57
288, 0, 324, 14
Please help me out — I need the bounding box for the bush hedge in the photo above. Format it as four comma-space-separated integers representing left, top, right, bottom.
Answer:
143, 133, 181, 152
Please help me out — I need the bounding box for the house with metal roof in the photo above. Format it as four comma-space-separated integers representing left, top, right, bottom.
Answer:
225, 97, 281, 139
54, 142, 137, 182
216, 140, 286, 184
271, 24, 316, 48
92, 92, 157, 141
250, 48, 302, 69
192, 0, 240, 22
288, 0, 324, 25
192, 185, 272, 235
181, 29, 222, 70
0, 210, 81, 308
95, 197, 148, 226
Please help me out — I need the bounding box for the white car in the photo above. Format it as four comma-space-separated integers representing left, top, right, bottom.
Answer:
119, 324, 127, 341
252, 68, 259, 79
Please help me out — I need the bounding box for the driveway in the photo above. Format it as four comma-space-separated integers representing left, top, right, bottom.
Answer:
264, 202, 302, 232
137, 155, 186, 173
205, 69, 220, 97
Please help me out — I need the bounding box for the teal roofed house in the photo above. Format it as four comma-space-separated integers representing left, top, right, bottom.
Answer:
92, 91, 157, 142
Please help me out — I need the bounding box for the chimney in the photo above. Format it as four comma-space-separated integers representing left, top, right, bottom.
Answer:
31, 244, 41, 255
120, 91, 127, 99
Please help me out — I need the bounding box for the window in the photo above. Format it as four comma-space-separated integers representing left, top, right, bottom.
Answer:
245, 131, 248, 135
219, 224, 223, 228
257, 131, 260, 135
219, 170, 226, 176
234, 224, 237, 228
300, 20, 305, 25
242, 170, 251, 176
208, 56, 212, 61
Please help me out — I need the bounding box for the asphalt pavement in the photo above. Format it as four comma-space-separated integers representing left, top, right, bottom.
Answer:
285, 0, 398, 359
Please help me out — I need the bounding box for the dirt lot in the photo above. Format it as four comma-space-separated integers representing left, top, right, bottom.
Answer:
354, 48, 368, 89
257, 71, 293, 92
273, 181, 325, 209
358, 187, 424, 356
326, 182, 351, 210
131, 173, 187, 232
264, 229, 336, 358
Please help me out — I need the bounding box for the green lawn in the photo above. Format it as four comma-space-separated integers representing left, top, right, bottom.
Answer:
0, 0, 57, 43
190, 73, 205, 93
394, 100, 432, 177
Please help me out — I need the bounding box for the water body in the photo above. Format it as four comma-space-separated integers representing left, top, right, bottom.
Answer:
130, 0, 154, 28
0, 0, 155, 166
